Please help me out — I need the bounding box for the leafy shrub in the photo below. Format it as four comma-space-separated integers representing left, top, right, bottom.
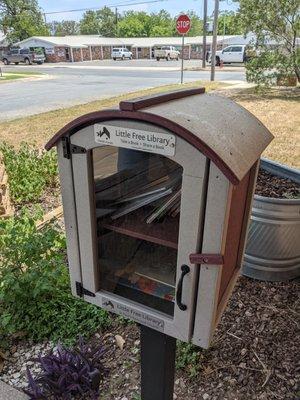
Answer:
25, 338, 107, 400
0, 143, 58, 205
0, 209, 110, 346
246, 48, 300, 89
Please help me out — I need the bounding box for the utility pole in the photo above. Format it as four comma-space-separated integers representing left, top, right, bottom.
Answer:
202, 0, 208, 68
210, 0, 220, 81
115, 7, 118, 36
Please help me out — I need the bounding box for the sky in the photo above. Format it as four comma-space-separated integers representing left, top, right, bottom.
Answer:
39, 0, 239, 23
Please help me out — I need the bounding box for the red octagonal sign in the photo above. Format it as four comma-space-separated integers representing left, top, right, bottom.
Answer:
176, 14, 191, 35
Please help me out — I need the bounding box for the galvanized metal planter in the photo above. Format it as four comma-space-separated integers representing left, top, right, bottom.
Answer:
243, 158, 300, 282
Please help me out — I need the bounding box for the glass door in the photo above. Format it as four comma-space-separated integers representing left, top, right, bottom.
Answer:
93, 146, 183, 317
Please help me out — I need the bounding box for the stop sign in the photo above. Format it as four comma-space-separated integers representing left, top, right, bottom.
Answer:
176, 14, 191, 35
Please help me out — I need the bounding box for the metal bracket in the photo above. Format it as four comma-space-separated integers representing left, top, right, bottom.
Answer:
75, 281, 96, 297
189, 253, 224, 265
62, 137, 86, 159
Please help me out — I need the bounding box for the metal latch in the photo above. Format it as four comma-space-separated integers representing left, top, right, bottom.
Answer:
75, 282, 96, 297
62, 137, 86, 159
189, 253, 224, 265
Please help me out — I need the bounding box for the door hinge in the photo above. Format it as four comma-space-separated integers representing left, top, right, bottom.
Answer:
62, 137, 86, 159
76, 281, 96, 297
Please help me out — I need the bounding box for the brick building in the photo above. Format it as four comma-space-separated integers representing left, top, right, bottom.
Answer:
14, 34, 245, 63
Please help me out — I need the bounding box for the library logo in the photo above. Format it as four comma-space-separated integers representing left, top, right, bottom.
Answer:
102, 299, 115, 310
96, 126, 111, 140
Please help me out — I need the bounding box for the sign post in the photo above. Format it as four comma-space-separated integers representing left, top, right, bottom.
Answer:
176, 14, 191, 84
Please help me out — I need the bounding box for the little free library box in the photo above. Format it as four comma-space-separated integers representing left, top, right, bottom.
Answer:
46, 88, 273, 349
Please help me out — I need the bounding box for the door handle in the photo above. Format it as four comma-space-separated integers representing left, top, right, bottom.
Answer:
176, 265, 190, 311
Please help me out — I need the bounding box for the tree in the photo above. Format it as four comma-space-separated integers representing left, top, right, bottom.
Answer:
50, 20, 79, 36
149, 10, 174, 36
118, 10, 175, 37
118, 11, 151, 37
80, 7, 117, 36
217, 11, 243, 35
238, 0, 300, 84
0, 0, 49, 42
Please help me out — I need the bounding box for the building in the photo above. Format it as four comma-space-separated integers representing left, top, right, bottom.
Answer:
0, 32, 9, 56
14, 34, 249, 63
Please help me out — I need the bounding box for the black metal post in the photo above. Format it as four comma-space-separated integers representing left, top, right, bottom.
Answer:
140, 325, 176, 400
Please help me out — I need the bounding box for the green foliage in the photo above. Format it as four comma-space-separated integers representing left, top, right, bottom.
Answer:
239, 0, 300, 85
80, 7, 117, 36
0, 0, 49, 42
0, 209, 111, 346
217, 11, 243, 35
246, 48, 299, 88
176, 341, 202, 377
0, 143, 58, 205
49, 20, 79, 36
117, 9, 203, 38
118, 11, 152, 37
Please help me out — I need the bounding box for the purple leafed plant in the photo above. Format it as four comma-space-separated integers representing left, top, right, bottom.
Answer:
24, 337, 108, 400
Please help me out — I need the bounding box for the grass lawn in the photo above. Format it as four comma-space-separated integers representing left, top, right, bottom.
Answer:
0, 71, 43, 83
227, 87, 300, 168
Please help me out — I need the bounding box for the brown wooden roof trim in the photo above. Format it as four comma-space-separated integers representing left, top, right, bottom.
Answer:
119, 87, 205, 111
45, 109, 240, 185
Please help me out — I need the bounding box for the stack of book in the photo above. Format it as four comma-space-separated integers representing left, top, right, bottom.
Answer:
95, 160, 182, 224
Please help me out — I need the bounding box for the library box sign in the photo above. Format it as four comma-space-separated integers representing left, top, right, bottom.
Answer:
94, 124, 176, 156
45, 88, 273, 348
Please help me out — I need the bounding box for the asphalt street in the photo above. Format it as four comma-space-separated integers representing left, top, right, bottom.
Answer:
0, 60, 246, 121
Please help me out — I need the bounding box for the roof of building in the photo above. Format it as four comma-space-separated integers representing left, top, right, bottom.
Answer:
15, 34, 241, 49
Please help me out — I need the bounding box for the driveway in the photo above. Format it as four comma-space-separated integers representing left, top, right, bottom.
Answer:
0, 60, 246, 121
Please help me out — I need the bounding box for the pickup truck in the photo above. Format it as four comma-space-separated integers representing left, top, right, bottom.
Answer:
154, 46, 180, 61
111, 48, 132, 60
208, 45, 251, 66
2, 48, 45, 65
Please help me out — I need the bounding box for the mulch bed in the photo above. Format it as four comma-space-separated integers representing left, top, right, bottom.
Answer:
255, 169, 300, 199
98, 275, 300, 400
2, 276, 298, 400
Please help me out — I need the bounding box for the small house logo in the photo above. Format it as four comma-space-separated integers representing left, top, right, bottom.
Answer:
97, 127, 111, 140
103, 299, 114, 310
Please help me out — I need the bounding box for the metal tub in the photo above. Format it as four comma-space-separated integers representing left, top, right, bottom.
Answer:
242, 159, 300, 281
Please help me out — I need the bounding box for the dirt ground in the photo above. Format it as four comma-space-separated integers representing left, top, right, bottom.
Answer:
98, 276, 299, 400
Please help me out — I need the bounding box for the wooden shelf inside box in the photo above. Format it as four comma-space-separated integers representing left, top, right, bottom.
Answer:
99, 208, 179, 249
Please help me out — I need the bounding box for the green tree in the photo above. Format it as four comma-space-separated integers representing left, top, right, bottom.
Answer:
118, 11, 151, 37
239, 0, 300, 85
0, 0, 49, 42
149, 10, 174, 36
217, 11, 243, 35
50, 20, 79, 36
80, 7, 117, 36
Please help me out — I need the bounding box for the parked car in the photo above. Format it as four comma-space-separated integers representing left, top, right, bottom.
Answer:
208, 45, 253, 66
2, 48, 45, 65
155, 46, 180, 61
111, 48, 132, 60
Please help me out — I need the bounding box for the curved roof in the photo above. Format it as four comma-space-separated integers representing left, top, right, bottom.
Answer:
46, 89, 273, 185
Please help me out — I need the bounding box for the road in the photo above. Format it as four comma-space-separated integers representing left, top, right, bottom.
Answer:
0, 60, 246, 121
